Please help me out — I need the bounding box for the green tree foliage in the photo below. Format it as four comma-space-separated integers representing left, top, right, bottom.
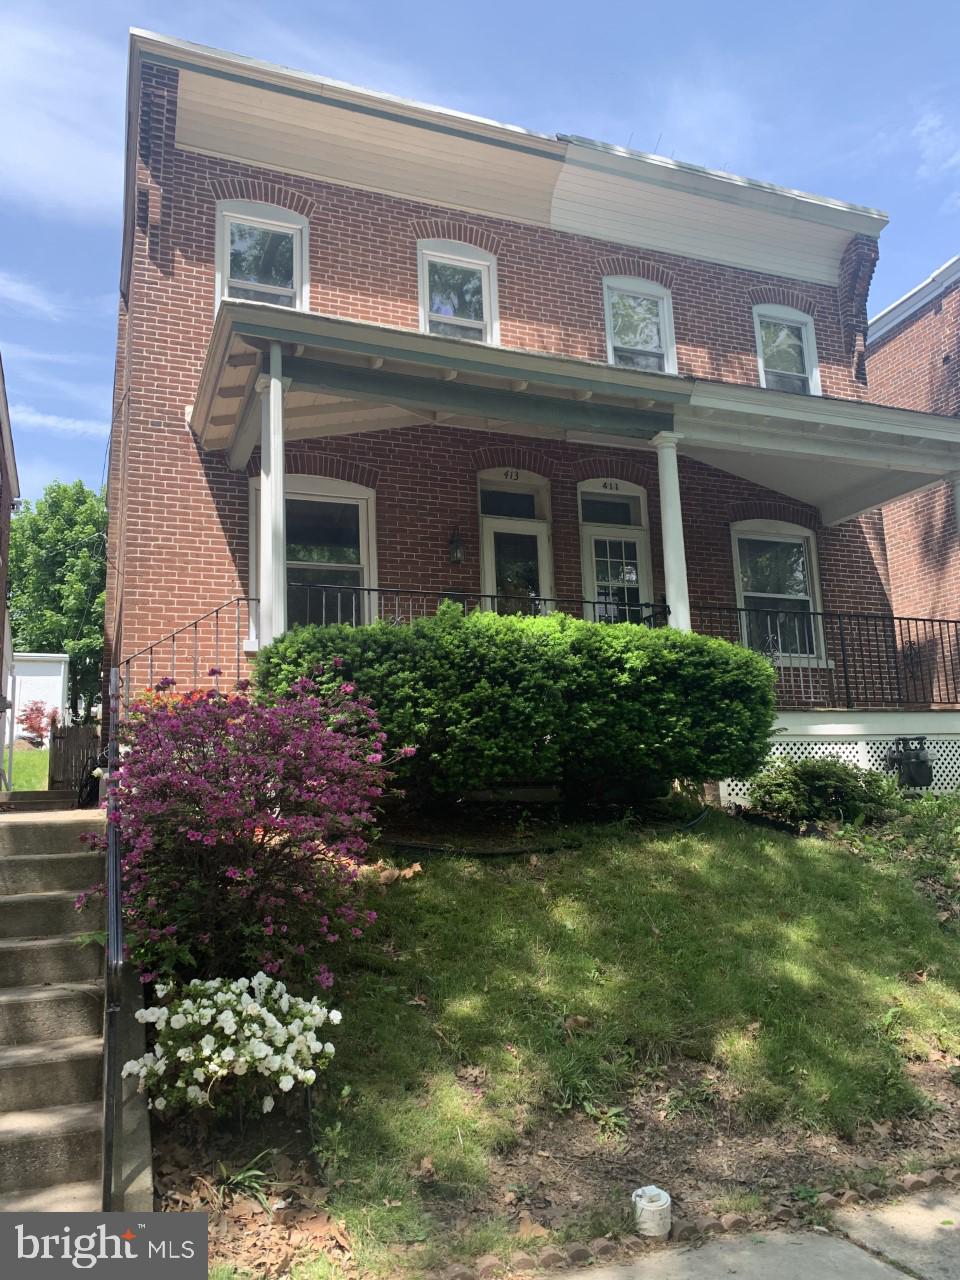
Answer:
8, 481, 107, 719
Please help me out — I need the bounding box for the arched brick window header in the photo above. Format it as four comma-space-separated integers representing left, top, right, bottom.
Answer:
748, 285, 818, 317
470, 445, 559, 479
570, 455, 655, 486
247, 449, 379, 491
597, 256, 676, 291
728, 500, 820, 530
411, 218, 503, 257
209, 177, 316, 220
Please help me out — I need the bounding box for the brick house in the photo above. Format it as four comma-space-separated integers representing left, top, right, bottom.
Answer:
107, 31, 960, 789
0, 355, 20, 780
866, 257, 960, 622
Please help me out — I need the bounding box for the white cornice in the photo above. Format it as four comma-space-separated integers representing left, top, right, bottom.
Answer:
867, 255, 960, 346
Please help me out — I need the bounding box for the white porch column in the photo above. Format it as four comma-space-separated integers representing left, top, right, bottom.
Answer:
257, 342, 289, 643
652, 431, 691, 631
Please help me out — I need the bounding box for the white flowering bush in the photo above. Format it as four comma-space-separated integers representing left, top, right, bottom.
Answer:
123, 972, 341, 1116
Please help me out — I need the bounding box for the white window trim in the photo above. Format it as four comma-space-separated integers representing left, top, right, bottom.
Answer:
216, 200, 310, 315
730, 519, 828, 666
417, 239, 500, 345
577, 479, 653, 617
247, 475, 377, 646
602, 277, 677, 375
752, 304, 821, 397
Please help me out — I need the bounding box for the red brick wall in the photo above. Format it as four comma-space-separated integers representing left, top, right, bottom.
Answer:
107, 61, 891, 679
867, 281, 960, 618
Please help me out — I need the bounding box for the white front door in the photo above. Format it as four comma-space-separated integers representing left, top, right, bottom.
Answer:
480, 517, 554, 614
581, 525, 653, 622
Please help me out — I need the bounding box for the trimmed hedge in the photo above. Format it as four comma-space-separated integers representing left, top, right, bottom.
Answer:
255, 606, 776, 801
748, 756, 901, 826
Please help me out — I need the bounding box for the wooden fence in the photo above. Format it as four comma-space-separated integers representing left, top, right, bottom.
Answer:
48, 723, 101, 792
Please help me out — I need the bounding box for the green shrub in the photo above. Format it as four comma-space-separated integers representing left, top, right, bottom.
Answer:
256, 605, 776, 802
748, 755, 901, 826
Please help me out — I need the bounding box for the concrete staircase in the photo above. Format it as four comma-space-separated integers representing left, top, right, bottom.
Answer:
0, 810, 106, 1212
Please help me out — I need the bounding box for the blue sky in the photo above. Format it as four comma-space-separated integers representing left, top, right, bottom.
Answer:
1, 0, 958, 502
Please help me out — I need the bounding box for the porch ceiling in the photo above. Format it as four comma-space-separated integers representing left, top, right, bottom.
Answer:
190, 302, 960, 524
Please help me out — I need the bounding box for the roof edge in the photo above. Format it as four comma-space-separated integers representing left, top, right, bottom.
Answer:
0, 357, 21, 503
867, 255, 960, 345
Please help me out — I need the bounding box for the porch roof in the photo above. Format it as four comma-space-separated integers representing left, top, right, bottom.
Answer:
190, 301, 960, 525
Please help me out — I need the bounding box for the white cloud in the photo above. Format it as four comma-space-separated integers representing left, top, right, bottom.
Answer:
12, 369, 111, 414
0, 272, 64, 320
912, 110, 960, 180
0, 341, 81, 364
0, 18, 124, 221
10, 405, 109, 438
643, 76, 764, 173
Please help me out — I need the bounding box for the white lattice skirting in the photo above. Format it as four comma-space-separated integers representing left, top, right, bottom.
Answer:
720, 710, 960, 806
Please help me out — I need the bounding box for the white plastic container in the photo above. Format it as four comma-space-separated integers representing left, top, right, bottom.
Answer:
631, 1185, 672, 1238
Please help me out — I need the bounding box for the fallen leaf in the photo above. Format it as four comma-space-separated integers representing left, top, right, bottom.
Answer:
515, 1211, 549, 1240
563, 1015, 592, 1038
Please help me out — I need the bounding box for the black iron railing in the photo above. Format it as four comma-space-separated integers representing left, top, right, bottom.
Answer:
101, 667, 123, 1210
692, 605, 960, 708
120, 597, 259, 715
286, 583, 669, 630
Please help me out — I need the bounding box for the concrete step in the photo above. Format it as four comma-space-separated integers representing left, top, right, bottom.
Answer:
0, 935, 102, 987
0, 1178, 102, 1212
0, 1101, 100, 1192
0, 1036, 102, 1110
0, 812, 106, 858
0, 983, 103, 1044
0, 851, 103, 895
0, 791, 77, 813
0, 890, 103, 940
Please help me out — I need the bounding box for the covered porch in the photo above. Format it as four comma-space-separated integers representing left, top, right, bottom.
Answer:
180, 301, 960, 711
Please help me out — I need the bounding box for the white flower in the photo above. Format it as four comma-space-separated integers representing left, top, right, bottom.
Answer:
234, 1059, 248, 1076
153, 1097, 166, 1112
169, 1013, 187, 1030
155, 983, 168, 1000
177, 1047, 194, 1062
200, 1035, 216, 1056
121, 1059, 141, 1079
328, 1010, 342, 1026
186, 1085, 202, 1103
302, 1069, 316, 1086
262, 1096, 274, 1114
221, 1046, 236, 1062
278, 1075, 294, 1092
323, 1043, 335, 1057
193, 1068, 206, 1083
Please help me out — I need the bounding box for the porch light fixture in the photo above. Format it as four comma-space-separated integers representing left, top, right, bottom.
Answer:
448, 528, 466, 564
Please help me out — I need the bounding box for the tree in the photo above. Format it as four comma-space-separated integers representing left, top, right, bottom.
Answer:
17, 700, 58, 747
8, 481, 107, 720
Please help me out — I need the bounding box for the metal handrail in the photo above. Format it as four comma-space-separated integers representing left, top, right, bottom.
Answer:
101, 667, 124, 1210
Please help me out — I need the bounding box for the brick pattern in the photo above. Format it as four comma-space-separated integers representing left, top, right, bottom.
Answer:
107, 60, 894, 686
867, 280, 960, 619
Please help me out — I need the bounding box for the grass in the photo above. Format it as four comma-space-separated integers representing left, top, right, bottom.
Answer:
216, 809, 960, 1276
10, 747, 48, 791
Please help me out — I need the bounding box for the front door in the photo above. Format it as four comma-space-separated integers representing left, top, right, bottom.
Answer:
481, 517, 554, 614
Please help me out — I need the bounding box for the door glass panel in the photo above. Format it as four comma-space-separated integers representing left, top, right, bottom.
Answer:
480, 489, 537, 518
285, 499, 363, 627
592, 536, 646, 623
493, 530, 541, 614
581, 495, 635, 525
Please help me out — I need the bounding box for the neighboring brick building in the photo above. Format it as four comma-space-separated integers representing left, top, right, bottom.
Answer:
866, 258, 960, 619
107, 31, 960, 783
0, 356, 21, 782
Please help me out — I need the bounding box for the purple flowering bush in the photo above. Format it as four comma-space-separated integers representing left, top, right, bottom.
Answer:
83, 675, 402, 992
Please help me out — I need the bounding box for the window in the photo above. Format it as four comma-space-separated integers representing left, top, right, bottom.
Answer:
603, 277, 677, 374
731, 520, 822, 657
249, 476, 376, 637
216, 201, 309, 311
753, 305, 821, 396
578, 480, 653, 623
478, 469, 552, 613
418, 240, 498, 344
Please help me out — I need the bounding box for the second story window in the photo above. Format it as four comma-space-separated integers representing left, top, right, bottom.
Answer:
417, 240, 499, 344
215, 201, 309, 311
603, 278, 677, 374
753, 305, 821, 395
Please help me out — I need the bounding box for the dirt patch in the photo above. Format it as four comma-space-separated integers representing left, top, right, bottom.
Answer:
155, 1055, 960, 1277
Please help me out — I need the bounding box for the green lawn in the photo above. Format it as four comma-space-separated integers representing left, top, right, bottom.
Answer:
207, 810, 960, 1278
10, 748, 48, 791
